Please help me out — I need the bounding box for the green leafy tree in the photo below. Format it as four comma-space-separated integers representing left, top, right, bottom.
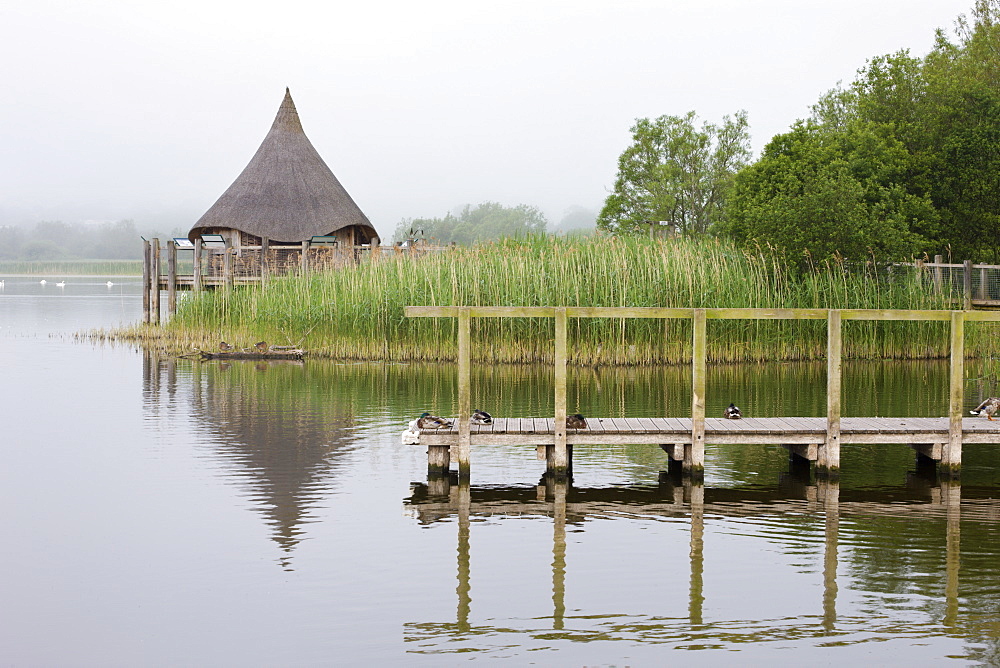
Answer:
597, 110, 751, 236
393, 202, 547, 245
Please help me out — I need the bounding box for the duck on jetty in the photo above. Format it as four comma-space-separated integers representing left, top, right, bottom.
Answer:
417, 412, 454, 429
724, 403, 743, 419
472, 409, 493, 425
970, 397, 1000, 420
566, 414, 588, 429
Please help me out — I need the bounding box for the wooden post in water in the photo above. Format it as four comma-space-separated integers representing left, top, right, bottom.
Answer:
687, 308, 706, 478
260, 237, 270, 284
150, 238, 161, 325
943, 479, 961, 626
141, 239, 150, 324
427, 445, 451, 476
457, 307, 472, 479
167, 240, 177, 316
944, 310, 964, 477
223, 246, 233, 290
193, 239, 203, 293
963, 259, 973, 310
819, 309, 842, 476
551, 307, 570, 476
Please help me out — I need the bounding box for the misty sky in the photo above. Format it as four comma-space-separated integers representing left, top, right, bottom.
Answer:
1, 0, 975, 238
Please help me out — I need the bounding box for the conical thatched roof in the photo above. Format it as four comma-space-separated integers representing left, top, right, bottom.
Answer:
189, 89, 376, 243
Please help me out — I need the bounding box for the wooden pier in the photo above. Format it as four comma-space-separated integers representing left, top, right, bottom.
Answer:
405, 306, 1000, 480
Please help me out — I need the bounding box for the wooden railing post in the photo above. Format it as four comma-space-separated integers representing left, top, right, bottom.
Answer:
193, 239, 203, 293
457, 307, 472, 479
223, 245, 233, 290
944, 310, 964, 477
150, 238, 161, 325
820, 309, 842, 476
167, 240, 177, 316
934, 254, 943, 295
552, 307, 569, 475
260, 237, 270, 283
688, 308, 706, 477
301, 240, 310, 274
963, 259, 973, 310
141, 239, 150, 324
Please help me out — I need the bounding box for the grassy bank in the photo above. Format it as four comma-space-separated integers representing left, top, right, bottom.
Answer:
0, 259, 143, 276
113, 235, 995, 364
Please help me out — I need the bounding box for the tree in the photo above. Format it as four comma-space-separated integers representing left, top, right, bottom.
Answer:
723, 121, 935, 264
597, 110, 751, 236
392, 202, 548, 245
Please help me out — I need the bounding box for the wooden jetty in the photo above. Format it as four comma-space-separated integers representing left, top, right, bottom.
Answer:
405, 306, 1000, 480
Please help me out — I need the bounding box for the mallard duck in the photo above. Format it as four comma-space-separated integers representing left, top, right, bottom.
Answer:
566, 413, 588, 429
724, 403, 743, 419
472, 409, 493, 425
254, 341, 268, 352
417, 412, 454, 429
970, 397, 1000, 420
219, 341, 234, 352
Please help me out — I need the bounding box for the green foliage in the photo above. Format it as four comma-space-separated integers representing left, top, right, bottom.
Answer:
597, 111, 751, 236
392, 201, 547, 245
724, 121, 936, 264
726, 1, 1000, 262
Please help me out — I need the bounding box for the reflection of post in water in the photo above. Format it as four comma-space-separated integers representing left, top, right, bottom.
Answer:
942, 478, 961, 627
687, 479, 704, 627
818, 478, 839, 631
456, 481, 471, 632
549, 477, 568, 631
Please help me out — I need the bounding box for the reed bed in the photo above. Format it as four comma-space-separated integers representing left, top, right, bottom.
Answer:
116, 235, 997, 365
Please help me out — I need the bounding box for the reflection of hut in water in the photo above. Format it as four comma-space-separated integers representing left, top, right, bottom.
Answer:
188, 88, 379, 274
144, 353, 357, 569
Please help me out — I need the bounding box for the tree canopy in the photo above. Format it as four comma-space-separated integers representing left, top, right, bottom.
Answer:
597, 111, 751, 236
392, 202, 548, 245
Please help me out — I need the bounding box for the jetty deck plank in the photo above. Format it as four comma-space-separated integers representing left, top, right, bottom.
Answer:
418, 416, 1000, 446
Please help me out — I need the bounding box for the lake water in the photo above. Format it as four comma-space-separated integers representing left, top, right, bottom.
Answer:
3, 277, 1000, 666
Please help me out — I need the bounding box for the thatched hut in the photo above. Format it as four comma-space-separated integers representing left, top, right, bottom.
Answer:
188, 88, 378, 249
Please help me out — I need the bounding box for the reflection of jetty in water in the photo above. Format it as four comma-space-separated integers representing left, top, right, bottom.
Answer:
143, 353, 359, 568
403, 468, 977, 648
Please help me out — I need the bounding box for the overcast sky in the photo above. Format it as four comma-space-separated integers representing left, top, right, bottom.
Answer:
0, 0, 976, 238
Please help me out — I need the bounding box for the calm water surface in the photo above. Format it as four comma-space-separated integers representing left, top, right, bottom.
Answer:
2, 277, 1000, 666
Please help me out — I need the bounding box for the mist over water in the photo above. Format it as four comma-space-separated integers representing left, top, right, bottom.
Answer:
2, 278, 999, 664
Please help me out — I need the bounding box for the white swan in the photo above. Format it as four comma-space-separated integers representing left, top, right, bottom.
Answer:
39, 279, 46, 285
55, 281, 66, 287
106, 281, 114, 287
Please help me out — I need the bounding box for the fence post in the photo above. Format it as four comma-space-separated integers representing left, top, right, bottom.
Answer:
934, 254, 943, 295
150, 238, 160, 325
552, 307, 569, 476
193, 239, 203, 292
457, 307, 471, 479
223, 245, 233, 290
944, 310, 964, 477
688, 308, 706, 478
820, 309, 842, 476
979, 265, 988, 300
142, 239, 150, 323
167, 241, 177, 315
963, 259, 973, 310
301, 240, 310, 274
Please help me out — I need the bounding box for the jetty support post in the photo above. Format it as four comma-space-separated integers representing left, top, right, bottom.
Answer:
819, 309, 842, 477
687, 308, 706, 478
167, 240, 177, 316
150, 238, 161, 325
550, 307, 570, 477
457, 307, 472, 479
943, 310, 964, 477
193, 238, 203, 293
141, 239, 151, 324
427, 445, 451, 477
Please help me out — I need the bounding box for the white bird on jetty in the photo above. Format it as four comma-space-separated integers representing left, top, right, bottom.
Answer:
401, 419, 421, 445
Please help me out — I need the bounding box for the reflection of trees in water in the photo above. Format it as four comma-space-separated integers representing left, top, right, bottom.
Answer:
143, 353, 359, 569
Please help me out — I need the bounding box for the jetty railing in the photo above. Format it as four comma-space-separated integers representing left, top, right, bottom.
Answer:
913, 255, 1000, 308
405, 306, 1000, 479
